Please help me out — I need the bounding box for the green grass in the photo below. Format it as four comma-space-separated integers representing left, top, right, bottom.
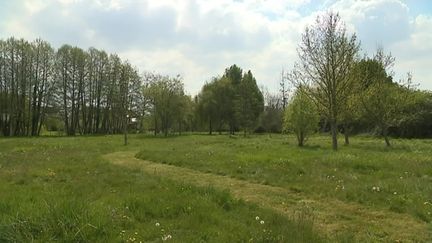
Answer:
0, 135, 324, 242
1, 134, 431, 242
135, 134, 432, 224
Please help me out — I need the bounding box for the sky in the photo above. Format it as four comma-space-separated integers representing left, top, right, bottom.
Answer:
0, 0, 431, 95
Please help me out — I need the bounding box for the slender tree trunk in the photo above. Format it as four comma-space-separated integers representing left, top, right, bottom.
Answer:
297, 131, 304, 147
154, 116, 157, 136
383, 127, 391, 147
330, 121, 338, 151
344, 125, 350, 145
123, 117, 128, 146
209, 119, 212, 135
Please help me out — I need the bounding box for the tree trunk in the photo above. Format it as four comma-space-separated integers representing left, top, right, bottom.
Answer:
297, 132, 304, 147
209, 119, 212, 135
154, 115, 157, 136
344, 125, 350, 145
330, 121, 338, 151
124, 125, 128, 145
383, 128, 391, 147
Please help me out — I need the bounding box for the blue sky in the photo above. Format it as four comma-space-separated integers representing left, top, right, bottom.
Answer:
0, 0, 431, 94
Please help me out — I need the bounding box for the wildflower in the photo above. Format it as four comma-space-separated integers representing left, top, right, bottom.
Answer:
260, 220, 265, 224
255, 216, 260, 221
399, 176, 403, 179
155, 222, 160, 227
393, 192, 397, 195
162, 234, 172, 241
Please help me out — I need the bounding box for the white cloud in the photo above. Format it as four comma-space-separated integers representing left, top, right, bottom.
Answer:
0, 0, 430, 93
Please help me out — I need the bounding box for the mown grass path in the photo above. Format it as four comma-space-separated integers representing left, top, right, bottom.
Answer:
104, 151, 431, 242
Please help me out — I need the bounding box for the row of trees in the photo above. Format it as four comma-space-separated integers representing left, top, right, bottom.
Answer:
283, 12, 432, 149
1, 22, 430, 143
0, 37, 264, 137
0, 37, 142, 136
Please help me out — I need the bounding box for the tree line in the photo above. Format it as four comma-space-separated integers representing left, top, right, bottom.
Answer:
0, 37, 264, 137
1, 13, 431, 145
0, 38, 143, 136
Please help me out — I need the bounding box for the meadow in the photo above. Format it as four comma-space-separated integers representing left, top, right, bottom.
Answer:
0, 134, 431, 242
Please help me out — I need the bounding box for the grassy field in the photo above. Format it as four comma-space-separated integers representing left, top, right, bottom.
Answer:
0, 134, 431, 242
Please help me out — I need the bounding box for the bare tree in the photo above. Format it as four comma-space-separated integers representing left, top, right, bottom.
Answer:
289, 12, 359, 150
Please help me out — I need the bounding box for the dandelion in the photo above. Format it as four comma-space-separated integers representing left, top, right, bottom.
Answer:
155, 222, 160, 227
162, 234, 172, 241
255, 216, 260, 221
260, 220, 265, 224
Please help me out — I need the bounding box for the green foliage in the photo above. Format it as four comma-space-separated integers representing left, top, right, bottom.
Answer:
289, 12, 360, 150
355, 51, 415, 146
395, 91, 432, 138
283, 91, 319, 146
236, 70, 264, 135
143, 74, 188, 136
197, 65, 264, 135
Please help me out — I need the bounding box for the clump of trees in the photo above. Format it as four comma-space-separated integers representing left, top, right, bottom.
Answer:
285, 12, 430, 148
143, 73, 193, 137
196, 65, 264, 136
